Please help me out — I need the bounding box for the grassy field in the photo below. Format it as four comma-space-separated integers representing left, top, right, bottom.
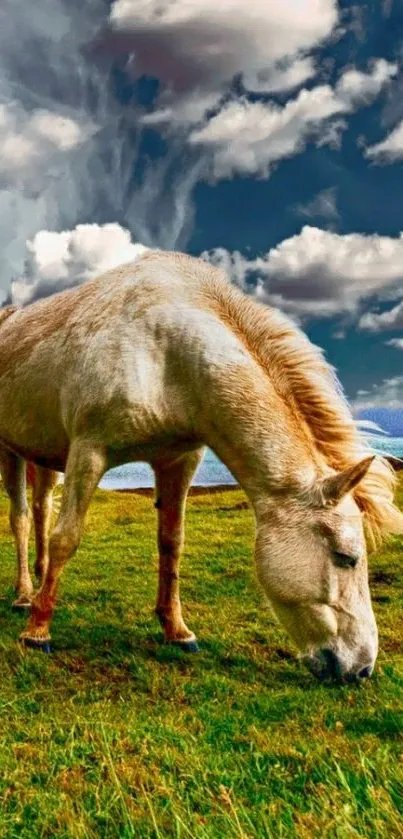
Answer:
0, 480, 402, 839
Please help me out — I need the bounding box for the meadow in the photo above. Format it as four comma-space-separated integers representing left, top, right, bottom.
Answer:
0, 480, 402, 838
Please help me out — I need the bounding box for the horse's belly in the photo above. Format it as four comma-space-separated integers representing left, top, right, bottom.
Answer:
0, 434, 68, 471
0, 378, 69, 467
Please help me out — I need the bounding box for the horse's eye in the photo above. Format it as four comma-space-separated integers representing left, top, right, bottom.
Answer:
333, 552, 358, 569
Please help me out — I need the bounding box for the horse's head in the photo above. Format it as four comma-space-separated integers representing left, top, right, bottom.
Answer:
255, 456, 379, 682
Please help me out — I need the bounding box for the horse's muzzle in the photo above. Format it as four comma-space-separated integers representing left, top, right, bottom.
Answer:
303, 648, 374, 683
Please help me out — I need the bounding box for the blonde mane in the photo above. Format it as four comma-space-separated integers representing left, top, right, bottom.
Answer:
185, 256, 403, 550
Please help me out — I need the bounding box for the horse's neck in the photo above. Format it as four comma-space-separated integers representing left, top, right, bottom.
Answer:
202, 362, 319, 509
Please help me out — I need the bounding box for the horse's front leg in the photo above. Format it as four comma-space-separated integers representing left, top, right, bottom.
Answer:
32, 467, 60, 583
154, 449, 204, 652
0, 449, 33, 609
20, 441, 106, 651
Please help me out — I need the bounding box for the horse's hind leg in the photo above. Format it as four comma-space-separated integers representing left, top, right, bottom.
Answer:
153, 449, 204, 652
20, 441, 106, 650
0, 449, 33, 608
32, 467, 59, 584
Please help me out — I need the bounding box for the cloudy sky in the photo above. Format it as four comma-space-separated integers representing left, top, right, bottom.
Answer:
1, 1, 403, 420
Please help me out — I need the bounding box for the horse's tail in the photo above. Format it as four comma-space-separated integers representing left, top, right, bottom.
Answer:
26, 465, 62, 517
26, 463, 36, 487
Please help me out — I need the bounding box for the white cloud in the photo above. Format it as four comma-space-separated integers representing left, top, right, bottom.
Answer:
109, 0, 338, 95
187, 60, 397, 178
105, 4, 397, 184
365, 118, 403, 162
359, 300, 403, 332
336, 58, 398, 105
315, 117, 348, 150
294, 186, 339, 221
10, 223, 148, 306
353, 376, 403, 410
243, 57, 317, 94
0, 103, 90, 177
203, 226, 403, 318
189, 85, 348, 179
265, 226, 403, 289
118, 2, 337, 133
140, 90, 221, 129
356, 419, 390, 435
386, 338, 403, 349
28, 110, 87, 151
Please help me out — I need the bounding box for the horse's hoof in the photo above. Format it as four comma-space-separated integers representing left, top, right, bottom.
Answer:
175, 639, 200, 653
12, 600, 32, 612
20, 637, 51, 654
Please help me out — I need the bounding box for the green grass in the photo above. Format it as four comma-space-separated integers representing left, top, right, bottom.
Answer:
0, 481, 402, 838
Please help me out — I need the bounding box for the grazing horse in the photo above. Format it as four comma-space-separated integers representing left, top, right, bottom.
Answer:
0, 252, 401, 680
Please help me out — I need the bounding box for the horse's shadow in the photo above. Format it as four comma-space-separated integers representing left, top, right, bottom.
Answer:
1, 591, 351, 697
4, 581, 384, 699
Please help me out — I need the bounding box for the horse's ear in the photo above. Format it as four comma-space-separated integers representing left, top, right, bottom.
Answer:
318, 456, 375, 507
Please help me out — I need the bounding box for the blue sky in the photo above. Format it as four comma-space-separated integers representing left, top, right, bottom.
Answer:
1, 1, 403, 420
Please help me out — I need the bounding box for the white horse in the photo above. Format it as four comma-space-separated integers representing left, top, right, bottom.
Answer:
0, 251, 401, 680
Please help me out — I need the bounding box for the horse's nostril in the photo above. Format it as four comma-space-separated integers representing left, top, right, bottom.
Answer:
358, 665, 372, 679
320, 648, 341, 679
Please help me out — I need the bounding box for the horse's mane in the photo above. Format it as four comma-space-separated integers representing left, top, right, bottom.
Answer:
185, 257, 403, 550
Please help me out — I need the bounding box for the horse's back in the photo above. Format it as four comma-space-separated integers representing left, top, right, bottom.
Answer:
0, 249, 253, 412
0, 249, 266, 468
1, 250, 228, 339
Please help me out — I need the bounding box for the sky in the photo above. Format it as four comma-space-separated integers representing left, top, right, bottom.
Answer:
1, 1, 403, 423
